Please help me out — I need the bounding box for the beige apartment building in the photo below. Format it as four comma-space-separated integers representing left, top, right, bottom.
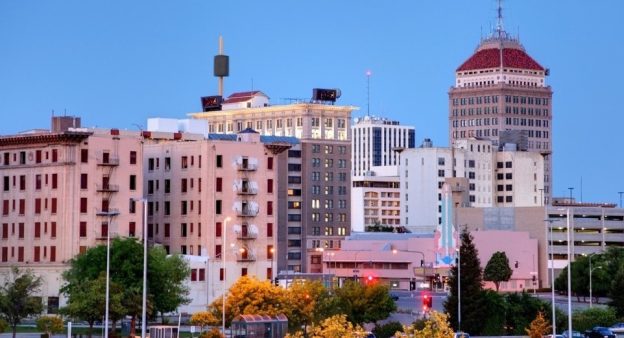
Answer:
190, 90, 357, 273
0, 116, 144, 312
142, 126, 293, 305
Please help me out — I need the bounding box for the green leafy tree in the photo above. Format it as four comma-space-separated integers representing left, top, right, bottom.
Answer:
610, 268, 624, 317
0, 318, 7, 333
283, 280, 329, 332
479, 290, 506, 336
443, 228, 484, 335
61, 274, 124, 338
332, 279, 396, 325
148, 246, 190, 321
36, 315, 64, 338
0, 267, 44, 338
572, 307, 617, 332
373, 321, 403, 338
62, 238, 190, 336
483, 251, 513, 292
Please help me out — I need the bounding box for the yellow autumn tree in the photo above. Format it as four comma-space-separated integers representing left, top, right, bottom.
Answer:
190, 311, 219, 333
397, 311, 454, 338
306, 314, 367, 338
525, 311, 551, 338
208, 276, 286, 326
282, 280, 329, 332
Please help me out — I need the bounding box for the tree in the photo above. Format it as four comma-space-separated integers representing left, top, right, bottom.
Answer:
443, 228, 484, 335
483, 251, 513, 292
190, 311, 220, 333
62, 238, 190, 336
398, 311, 454, 338
373, 321, 404, 338
282, 280, 329, 332
305, 314, 366, 338
0, 318, 7, 333
332, 279, 396, 325
572, 307, 618, 332
36, 316, 64, 338
525, 312, 551, 338
148, 246, 191, 320
209, 276, 285, 327
61, 274, 124, 338
0, 267, 44, 338
610, 268, 624, 317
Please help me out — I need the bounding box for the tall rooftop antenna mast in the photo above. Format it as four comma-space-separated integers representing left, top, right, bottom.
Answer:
214, 35, 229, 96
366, 70, 372, 116
497, 0, 505, 78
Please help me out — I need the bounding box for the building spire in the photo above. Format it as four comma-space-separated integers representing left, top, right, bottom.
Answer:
496, 0, 504, 37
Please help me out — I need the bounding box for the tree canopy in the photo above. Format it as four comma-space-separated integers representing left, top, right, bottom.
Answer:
483, 251, 513, 291
0, 267, 44, 338
444, 228, 484, 334
62, 238, 190, 336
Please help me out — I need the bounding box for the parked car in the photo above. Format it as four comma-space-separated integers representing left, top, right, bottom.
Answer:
610, 323, 624, 334
544, 334, 565, 338
563, 330, 584, 338
454, 332, 470, 338
584, 327, 616, 338
390, 292, 400, 301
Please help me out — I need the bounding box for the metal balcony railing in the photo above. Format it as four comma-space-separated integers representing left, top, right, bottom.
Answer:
96, 184, 119, 192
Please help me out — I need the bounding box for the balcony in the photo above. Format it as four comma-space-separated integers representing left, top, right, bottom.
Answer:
235, 230, 258, 240
236, 186, 257, 195
236, 253, 256, 262
236, 208, 258, 217
97, 153, 120, 166
96, 208, 120, 217
96, 184, 119, 192
237, 160, 257, 171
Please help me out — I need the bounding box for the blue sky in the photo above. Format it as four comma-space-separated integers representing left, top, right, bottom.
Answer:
1, 1, 623, 203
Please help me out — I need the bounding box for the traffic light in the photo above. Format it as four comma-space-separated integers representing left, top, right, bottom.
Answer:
422, 293, 433, 311
409, 280, 416, 291
274, 277, 279, 286
532, 275, 536, 282
366, 275, 375, 284
515, 261, 519, 268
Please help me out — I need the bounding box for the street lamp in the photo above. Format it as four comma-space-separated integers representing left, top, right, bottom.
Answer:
457, 245, 462, 332
588, 254, 602, 308
104, 209, 119, 338
222, 216, 231, 338
544, 218, 556, 337
131, 198, 149, 338
566, 208, 573, 336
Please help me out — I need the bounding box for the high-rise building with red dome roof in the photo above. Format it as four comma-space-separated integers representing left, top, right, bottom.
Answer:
448, 3, 553, 203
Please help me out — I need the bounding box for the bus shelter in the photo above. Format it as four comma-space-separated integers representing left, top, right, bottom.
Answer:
231, 314, 288, 338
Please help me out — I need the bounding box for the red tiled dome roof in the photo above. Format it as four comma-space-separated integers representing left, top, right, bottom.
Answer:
457, 48, 544, 72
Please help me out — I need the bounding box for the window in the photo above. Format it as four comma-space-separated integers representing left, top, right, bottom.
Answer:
34, 222, 41, 238
267, 157, 274, 170
505, 161, 512, 168
81, 149, 88, 163
51, 222, 56, 237
51, 198, 57, 214
51, 173, 58, 189
181, 223, 187, 237
164, 179, 171, 194
3, 176, 8, 191
79, 222, 87, 237
129, 222, 136, 237
181, 156, 188, 169
181, 201, 188, 215
438, 170, 445, 177
51, 149, 58, 162
80, 198, 87, 213
216, 177, 222, 192
148, 158, 155, 171
506, 196, 513, 203
215, 200, 222, 214
267, 201, 273, 216
19, 175, 25, 190
81, 174, 88, 189
267, 179, 273, 193
267, 223, 273, 237
130, 151, 137, 165
181, 178, 188, 193
18, 223, 24, 238
165, 157, 171, 171
129, 175, 137, 190
216, 155, 223, 168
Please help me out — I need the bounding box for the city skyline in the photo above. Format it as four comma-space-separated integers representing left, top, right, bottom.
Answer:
1, 1, 623, 202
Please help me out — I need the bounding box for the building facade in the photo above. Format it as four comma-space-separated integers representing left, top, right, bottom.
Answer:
400, 138, 543, 233
351, 168, 401, 232
449, 21, 553, 203
0, 117, 144, 312
143, 126, 293, 306
190, 91, 357, 273
351, 116, 415, 177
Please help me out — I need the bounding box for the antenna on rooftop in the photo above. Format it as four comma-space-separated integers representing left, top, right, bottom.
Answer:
214, 35, 229, 96
366, 70, 372, 116
496, 0, 505, 37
